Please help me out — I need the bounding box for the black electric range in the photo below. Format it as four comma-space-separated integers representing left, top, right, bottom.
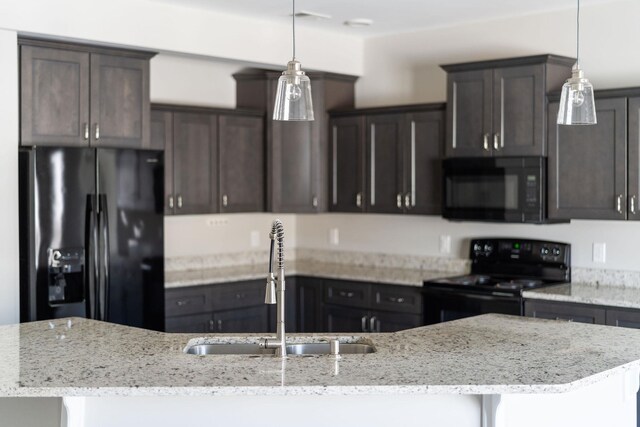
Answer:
423, 238, 571, 325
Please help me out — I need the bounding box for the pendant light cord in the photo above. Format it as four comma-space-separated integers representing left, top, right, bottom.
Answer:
576, 0, 580, 66
292, 0, 296, 60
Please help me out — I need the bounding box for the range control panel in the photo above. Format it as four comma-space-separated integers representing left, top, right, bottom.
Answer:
470, 238, 571, 267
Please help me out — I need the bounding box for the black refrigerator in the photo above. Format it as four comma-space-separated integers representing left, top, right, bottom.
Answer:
19, 147, 165, 331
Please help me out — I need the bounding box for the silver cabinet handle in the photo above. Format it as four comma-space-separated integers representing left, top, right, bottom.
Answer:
493, 133, 500, 151
177, 195, 183, 209
176, 299, 189, 307
396, 193, 402, 209
94, 123, 100, 141
339, 291, 355, 298
168, 196, 174, 209
404, 193, 411, 209
630, 195, 637, 215
369, 316, 377, 333
312, 195, 318, 208
222, 194, 228, 207
361, 316, 368, 332
389, 296, 405, 303
356, 192, 362, 208
83, 123, 89, 140
217, 319, 223, 332
483, 133, 490, 151
209, 320, 215, 332
616, 194, 623, 214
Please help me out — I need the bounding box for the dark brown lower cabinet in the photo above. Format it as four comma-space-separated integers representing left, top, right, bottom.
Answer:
324, 305, 370, 333
296, 277, 323, 333
606, 307, 640, 329
213, 306, 269, 334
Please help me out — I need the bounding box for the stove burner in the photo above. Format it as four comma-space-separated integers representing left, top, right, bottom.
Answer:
494, 279, 544, 290
448, 275, 491, 286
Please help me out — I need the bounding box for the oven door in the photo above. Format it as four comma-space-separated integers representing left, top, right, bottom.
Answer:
442, 157, 545, 223
423, 286, 523, 325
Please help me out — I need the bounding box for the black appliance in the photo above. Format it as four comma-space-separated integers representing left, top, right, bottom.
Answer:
423, 238, 570, 325
19, 147, 165, 331
442, 156, 563, 223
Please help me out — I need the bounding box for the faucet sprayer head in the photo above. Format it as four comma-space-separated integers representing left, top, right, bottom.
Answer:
265, 273, 277, 304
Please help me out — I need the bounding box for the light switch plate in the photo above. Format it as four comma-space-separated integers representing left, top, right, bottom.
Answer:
329, 228, 339, 246
593, 242, 606, 263
440, 235, 451, 254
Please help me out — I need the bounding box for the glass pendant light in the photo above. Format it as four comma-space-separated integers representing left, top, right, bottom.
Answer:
557, 0, 596, 125
273, 0, 314, 121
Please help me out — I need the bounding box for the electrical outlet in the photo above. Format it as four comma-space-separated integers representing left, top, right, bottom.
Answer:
329, 228, 339, 246
250, 230, 260, 248
439, 235, 451, 254
206, 217, 228, 227
593, 242, 606, 263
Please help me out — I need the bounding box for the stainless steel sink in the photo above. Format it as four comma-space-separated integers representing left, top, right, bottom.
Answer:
185, 343, 275, 355
285, 343, 375, 355
184, 342, 375, 356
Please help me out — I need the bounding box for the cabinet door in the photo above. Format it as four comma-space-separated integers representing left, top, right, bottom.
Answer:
605, 308, 640, 329
492, 64, 545, 156
218, 114, 264, 213
165, 286, 212, 317
20, 46, 90, 146
329, 116, 366, 212
371, 311, 422, 333
524, 300, 606, 324
324, 280, 371, 309
404, 110, 444, 215
172, 112, 218, 214
548, 98, 628, 220
628, 97, 640, 221
212, 280, 265, 312
151, 110, 174, 214
371, 284, 423, 315
213, 306, 269, 333
90, 54, 150, 148
323, 305, 369, 333
296, 277, 323, 333
367, 114, 405, 214
165, 313, 212, 333
445, 69, 493, 157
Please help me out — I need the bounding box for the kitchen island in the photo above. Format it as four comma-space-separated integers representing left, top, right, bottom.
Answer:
2, 314, 639, 427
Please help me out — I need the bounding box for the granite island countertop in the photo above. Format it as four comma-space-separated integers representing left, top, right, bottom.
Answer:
524, 283, 640, 309
3, 314, 640, 397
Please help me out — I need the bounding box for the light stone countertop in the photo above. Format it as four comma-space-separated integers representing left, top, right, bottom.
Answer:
164, 260, 454, 288
3, 314, 640, 397
524, 283, 640, 309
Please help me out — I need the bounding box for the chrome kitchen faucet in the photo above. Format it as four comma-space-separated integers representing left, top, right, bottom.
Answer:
260, 219, 287, 357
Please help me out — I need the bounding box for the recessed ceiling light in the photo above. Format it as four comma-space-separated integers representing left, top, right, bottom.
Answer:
293, 10, 332, 20
344, 18, 374, 28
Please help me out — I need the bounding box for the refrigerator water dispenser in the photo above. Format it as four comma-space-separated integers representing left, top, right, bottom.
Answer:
47, 248, 84, 305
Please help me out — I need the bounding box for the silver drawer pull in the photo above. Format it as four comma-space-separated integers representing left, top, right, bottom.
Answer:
361, 316, 368, 332
176, 299, 189, 307
235, 293, 245, 299
389, 297, 405, 303
370, 316, 377, 333
209, 320, 215, 332
339, 291, 355, 298
217, 319, 223, 332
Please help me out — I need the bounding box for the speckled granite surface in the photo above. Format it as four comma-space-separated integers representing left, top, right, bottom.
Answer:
165, 249, 468, 288
524, 283, 640, 309
3, 314, 640, 397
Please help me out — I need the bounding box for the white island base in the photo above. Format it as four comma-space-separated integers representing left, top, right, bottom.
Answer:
57, 368, 639, 427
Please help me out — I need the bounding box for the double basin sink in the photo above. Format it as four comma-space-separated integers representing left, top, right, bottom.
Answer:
185, 342, 375, 356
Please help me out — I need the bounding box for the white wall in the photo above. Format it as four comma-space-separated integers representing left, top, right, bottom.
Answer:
356, 0, 640, 107
0, 30, 19, 325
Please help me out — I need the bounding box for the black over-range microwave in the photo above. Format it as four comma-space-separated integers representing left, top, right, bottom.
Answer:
442, 156, 564, 224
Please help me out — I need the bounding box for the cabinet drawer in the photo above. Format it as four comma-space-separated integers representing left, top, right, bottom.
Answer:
212, 280, 265, 311
524, 300, 606, 324
371, 284, 422, 314
324, 280, 371, 308
213, 306, 269, 333
165, 287, 211, 317
606, 308, 640, 329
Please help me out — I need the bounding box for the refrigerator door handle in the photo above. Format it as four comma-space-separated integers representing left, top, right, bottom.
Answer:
98, 194, 111, 322
84, 195, 99, 320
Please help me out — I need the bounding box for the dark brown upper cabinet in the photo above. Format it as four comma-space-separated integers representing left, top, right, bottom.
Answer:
330, 104, 444, 215
442, 55, 574, 158
151, 104, 264, 215
234, 70, 357, 213
20, 38, 154, 149
548, 89, 640, 221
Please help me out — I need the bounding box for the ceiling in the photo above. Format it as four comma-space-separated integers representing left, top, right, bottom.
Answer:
147, 0, 618, 37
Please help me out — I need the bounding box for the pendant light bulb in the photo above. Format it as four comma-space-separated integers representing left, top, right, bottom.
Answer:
557, 0, 596, 125
273, 0, 314, 121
